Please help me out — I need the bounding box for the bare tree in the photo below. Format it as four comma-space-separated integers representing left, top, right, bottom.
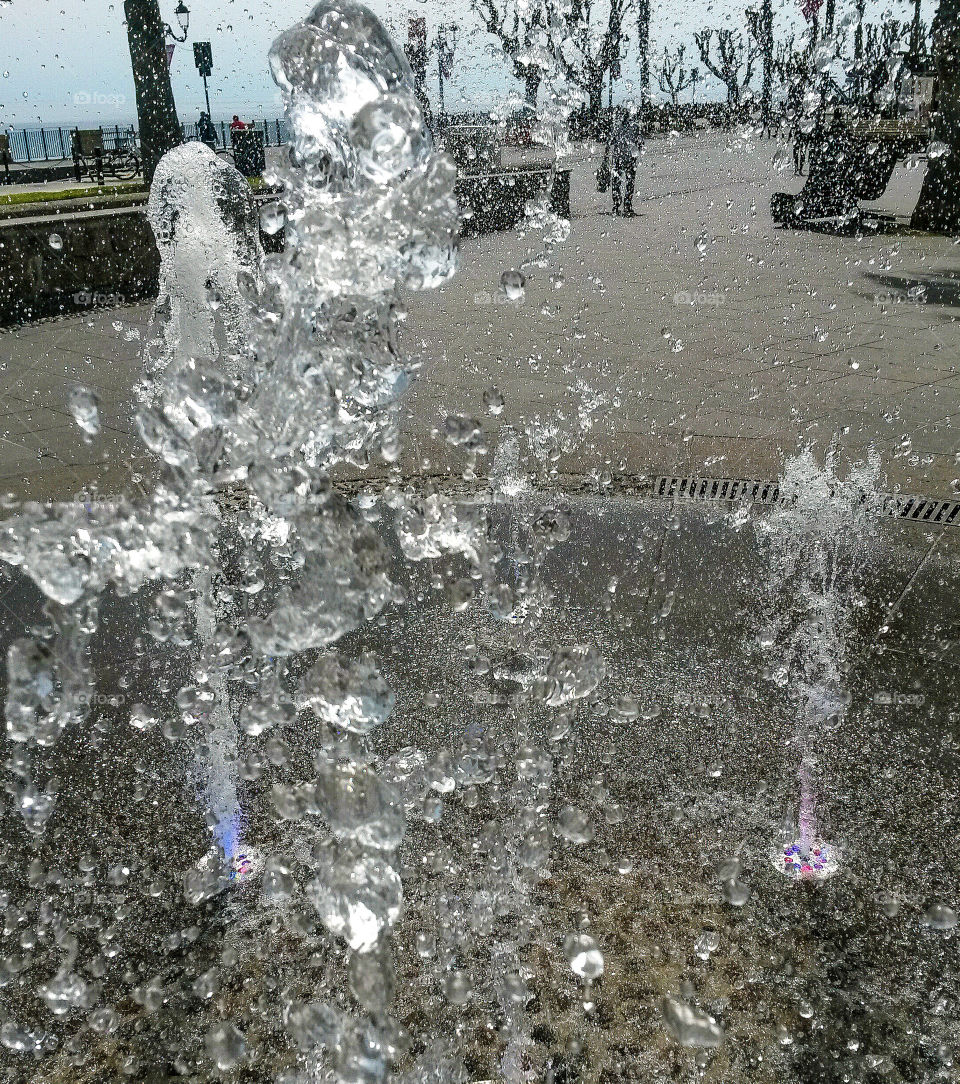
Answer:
474, 0, 631, 119
781, 15, 910, 119
472, 0, 546, 106
656, 44, 695, 107
559, 0, 635, 122
855, 20, 911, 111
745, 0, 774, 125
775, 33, 811, 117
694, 26, 759, 112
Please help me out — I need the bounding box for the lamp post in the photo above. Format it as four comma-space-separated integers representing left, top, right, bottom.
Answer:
165, 1, 191, 42
436, 23, 457, 127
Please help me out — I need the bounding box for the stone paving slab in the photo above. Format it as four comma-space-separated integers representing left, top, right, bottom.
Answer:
401, 131, 960, 496
0, 131, 957, 501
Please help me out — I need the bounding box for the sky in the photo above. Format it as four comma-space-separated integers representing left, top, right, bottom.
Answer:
0, 0, 926, 129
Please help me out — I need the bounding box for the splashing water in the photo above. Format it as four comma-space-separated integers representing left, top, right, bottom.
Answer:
0, 2, 461, 1076
144, 141, 265, 388
6, 5, 953, 1083
761, 445, 881, 880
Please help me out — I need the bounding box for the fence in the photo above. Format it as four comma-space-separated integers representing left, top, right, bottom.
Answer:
182, 117, 288, 151
3, 119, 290, 164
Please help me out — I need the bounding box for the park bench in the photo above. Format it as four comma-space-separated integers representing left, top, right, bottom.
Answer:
772, 115, 929, 231
71, 128, 141, 185
442, 124, 570, 234
851, 118, 929, 145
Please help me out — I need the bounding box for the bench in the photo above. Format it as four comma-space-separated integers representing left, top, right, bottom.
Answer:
456, 166, 571, 234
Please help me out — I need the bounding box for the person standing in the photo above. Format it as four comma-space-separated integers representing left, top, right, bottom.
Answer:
791, 121, 810, 176
603, 104, 641, 217
230, 114, 247, 133
198, 111, 217, 150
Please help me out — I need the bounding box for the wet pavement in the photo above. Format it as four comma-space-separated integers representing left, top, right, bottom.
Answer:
0, 492, 956, 1081
0, 132, 958, 501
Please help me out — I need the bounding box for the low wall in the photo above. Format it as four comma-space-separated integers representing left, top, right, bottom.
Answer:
0, 208, 160, 325
0, 170, 573, 325
1, 162, 76, 186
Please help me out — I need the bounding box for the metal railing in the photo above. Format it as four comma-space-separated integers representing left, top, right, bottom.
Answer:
181, 117, 288, 151
3, 119, 290, 164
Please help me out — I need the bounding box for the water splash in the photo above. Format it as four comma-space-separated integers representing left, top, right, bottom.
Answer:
150, 142, 262, 358
761, 445, 881, 881
0, 2, 460, 1076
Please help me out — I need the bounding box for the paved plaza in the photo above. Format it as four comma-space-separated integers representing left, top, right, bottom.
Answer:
1, 130, 958, 500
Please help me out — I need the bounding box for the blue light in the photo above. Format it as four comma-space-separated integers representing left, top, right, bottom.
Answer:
213, 809, 242, 861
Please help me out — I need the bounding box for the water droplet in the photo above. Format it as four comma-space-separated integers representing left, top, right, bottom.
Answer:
563, 932, 604, 979
443, 970, 473, 1004
661, 995, 724, 1048
206, 1022, 246, 1071
259, 201, 286, 235
67, 385, 100, 437
500, 269, 525, 301
925, 902, 957, 930
483, 385, 505, 415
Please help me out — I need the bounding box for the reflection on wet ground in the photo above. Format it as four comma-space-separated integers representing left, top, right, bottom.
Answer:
0, 494, 957, 1082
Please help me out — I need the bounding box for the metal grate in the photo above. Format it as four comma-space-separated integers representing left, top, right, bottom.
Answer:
654, 475, 781, 504
654, 475, 960, 527
880, 493, 960, 525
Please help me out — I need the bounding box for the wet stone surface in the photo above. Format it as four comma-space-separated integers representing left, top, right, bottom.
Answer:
0, 495, 955, 1082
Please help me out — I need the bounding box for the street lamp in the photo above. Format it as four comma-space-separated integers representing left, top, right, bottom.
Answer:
436, 23, 458, 125
165, 1, 190, 42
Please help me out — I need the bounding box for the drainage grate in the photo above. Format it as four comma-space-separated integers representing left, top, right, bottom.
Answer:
654, 475, 781, 504
654, 475, 960, 527
880, 493, 960, 526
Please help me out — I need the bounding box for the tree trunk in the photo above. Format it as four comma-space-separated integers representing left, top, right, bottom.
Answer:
124, 0, 182, 186
637, 0, 651, 100
523, 68, 541, 109
913, 0, 960, 231
587, 76, 605, 124
727, 81, 739, 112
760, 0, 774, 126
